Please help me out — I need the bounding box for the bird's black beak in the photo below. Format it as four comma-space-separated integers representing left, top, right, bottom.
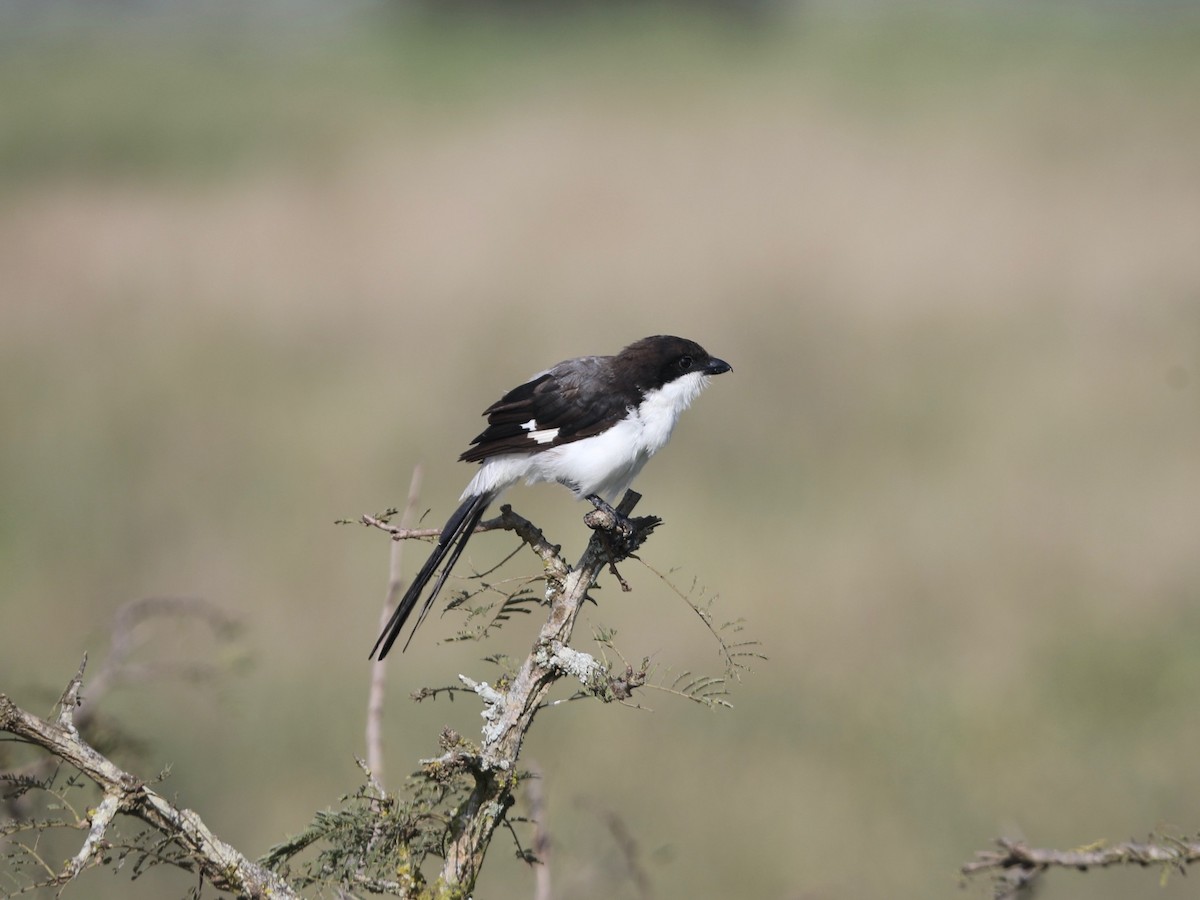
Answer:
704, 357, 732, 375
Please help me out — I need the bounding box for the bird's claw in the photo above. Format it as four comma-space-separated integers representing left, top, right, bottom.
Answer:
584, 494, 635, 539
583, 494, 663, 591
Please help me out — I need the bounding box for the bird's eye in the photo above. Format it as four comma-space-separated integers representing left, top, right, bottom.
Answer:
678, 356, 694, 371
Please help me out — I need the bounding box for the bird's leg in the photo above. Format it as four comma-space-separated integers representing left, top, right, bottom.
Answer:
584, 493, 616, 514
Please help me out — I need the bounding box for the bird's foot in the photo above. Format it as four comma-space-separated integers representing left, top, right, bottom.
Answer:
583, 494, 662, 591
584, 494, 635, 539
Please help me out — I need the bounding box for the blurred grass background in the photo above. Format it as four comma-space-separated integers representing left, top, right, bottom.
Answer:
2, 2, 1200, 898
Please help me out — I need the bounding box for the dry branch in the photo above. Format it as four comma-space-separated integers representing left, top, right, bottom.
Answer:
396, 490, 659, 893
366, 464, 425, 787
963, 835, 1200, 897
0, 660, 296, 899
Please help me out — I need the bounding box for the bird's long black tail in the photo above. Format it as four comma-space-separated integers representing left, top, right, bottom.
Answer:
370, 490, 495, 660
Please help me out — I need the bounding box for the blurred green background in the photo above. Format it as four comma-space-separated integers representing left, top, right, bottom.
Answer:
3, 3, 1200, 898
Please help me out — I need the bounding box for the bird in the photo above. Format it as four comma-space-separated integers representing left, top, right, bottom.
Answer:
370, 334, 732, 660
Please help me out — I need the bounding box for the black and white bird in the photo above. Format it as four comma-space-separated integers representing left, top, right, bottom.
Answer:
370, 334, 731, 660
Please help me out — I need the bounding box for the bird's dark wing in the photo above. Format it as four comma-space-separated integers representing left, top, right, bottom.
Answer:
459, 356, 635, 463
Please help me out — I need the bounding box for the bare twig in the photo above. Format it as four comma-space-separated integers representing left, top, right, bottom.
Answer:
56, 655, 88, 731
0, 661, 297, 899
637, 562, 764, 681
526, 762, 552, 900
61, 791, 120, 881
360, 515, 498, 541
366, 464, 424, 787
359, 504, 559, 552
963, 835, 1200, 898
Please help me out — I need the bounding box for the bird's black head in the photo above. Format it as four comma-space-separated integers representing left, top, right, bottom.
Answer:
617, 335, 732, 392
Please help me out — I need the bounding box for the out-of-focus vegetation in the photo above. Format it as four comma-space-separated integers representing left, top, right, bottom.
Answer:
2, 3, 1199, 898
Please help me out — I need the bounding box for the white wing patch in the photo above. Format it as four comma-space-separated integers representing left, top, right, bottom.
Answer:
520, 418, 560, 445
